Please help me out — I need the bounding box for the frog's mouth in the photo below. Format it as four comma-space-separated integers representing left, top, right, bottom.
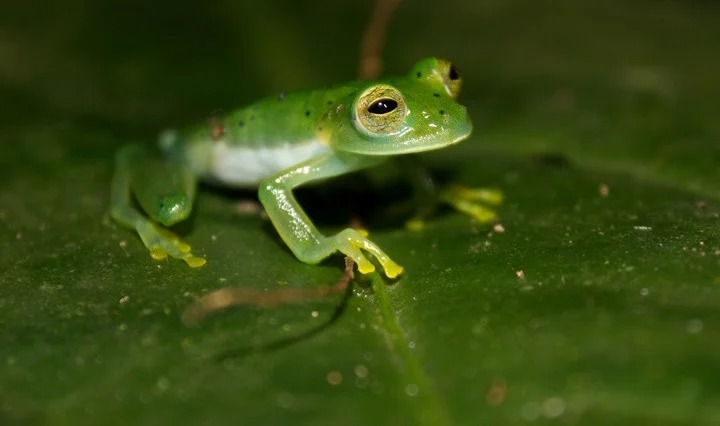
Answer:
381, 115, 473, 155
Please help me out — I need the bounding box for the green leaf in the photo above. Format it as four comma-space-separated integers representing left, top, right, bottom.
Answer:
2, 1, 719, 425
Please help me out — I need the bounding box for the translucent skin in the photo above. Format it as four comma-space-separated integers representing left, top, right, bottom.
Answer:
110, 57, 474, 277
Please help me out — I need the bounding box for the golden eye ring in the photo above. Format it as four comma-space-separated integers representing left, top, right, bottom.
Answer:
354, 85, 407, 135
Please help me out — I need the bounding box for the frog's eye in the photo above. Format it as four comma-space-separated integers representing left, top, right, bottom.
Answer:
441, 61, 462, 99
354, 85, 407, 135
449, 64, 460, 80
367, 98, 398, 115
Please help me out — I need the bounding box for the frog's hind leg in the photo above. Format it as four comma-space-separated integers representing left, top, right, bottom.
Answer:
110, 144, 206, 267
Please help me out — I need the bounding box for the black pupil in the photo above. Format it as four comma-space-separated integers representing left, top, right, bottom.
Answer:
449, 64, 460, 80
368, 98, 398, 115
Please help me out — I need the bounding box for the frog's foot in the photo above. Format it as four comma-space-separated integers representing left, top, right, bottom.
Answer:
405, 206, 436, 231
440, 184, 504, 223
405, 185, 504, 230
332, 228, 403, 279
135, 221, 206, 267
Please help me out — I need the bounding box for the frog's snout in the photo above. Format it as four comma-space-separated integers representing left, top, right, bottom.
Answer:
456, 105, 473, 140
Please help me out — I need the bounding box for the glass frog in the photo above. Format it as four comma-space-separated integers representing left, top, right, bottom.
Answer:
110, 57, 501, 278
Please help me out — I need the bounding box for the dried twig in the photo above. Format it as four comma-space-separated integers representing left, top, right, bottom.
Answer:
358, 0, 403, 80
182, 257, 355, 326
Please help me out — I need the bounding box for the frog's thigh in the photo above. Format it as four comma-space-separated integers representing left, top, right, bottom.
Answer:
121, 147, 196, 226
111, 145, 205, 267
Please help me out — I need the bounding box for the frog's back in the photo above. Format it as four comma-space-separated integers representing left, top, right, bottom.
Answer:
226, 88, 344, 147
167, 84, 359, 187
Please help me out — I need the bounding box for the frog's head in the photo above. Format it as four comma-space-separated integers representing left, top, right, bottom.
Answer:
328, 57, 472, 156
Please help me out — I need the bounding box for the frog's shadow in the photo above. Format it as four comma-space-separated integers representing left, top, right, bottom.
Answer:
206, 166, 459, 232
187, 164, 461, 280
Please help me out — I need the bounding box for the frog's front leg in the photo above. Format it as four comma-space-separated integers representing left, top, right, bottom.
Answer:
110, 144, 206, 267
398, 156, 503, 230
438, 184, 503, 222
258, 154, 403, 279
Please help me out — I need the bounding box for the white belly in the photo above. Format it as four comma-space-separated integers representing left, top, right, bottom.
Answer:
211, 140, 330, 186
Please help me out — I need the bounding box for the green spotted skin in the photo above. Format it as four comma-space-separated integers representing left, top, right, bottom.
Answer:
226, 88, 353, 146
110, 57, 474, 277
